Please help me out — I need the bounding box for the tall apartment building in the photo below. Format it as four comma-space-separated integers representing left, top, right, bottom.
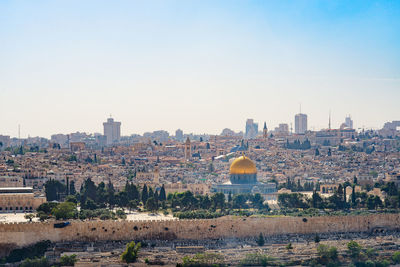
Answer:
103, 117, 121, 145
345, 116, 354, 129
245, 119, 258, 139
295, 113, 308, 134
175, 129, 183, 142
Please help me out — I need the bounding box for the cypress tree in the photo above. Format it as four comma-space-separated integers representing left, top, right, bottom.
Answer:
159, 185, 166, 201
141, 185, 148, 205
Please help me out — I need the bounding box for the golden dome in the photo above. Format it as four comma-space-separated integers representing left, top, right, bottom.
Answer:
229, 155, 257, 175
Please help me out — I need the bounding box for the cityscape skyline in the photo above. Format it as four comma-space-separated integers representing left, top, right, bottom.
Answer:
1, 1, 399, 138
0, 111, 397, 139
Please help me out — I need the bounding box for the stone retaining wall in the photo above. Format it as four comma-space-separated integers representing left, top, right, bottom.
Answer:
0, 214, 399, 252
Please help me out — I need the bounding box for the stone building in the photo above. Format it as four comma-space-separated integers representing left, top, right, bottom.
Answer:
0, 187, 45, 212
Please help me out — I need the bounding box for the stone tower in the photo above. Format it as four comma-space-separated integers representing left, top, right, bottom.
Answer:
184, 137, 191, 161
153, 165, 159, 184
263, 122, 268, 139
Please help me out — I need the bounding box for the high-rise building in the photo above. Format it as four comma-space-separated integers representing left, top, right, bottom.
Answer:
175, 129, 183, 141
345, 116, 353, 129
295, 113, 308, 134
103, 117, 121, 145
245, 119, 258, 139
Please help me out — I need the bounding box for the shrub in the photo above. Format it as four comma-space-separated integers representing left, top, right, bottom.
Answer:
19, 257, 49, 267
317, 244, 338, 265
256, 233, 265, 246
182, 253, 224, 267
37, 202, 59, 215
121, 241, 141, 263
60, 254, 78, 266
392, 251, 400, 264
116, 209, 127, 219
347, 240, 362, 260
286, 242, 293, 250
240, 252, 274, 266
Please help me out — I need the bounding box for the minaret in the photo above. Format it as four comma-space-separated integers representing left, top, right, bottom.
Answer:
184, 137, 191, 161
153, 165, 159, 184
263, 122, 268, 139
329, 110, 331, 130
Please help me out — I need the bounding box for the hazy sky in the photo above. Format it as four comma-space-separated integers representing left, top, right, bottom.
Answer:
1, 0, 399, 138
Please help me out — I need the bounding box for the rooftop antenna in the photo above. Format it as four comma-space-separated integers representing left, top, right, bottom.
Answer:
18, 124, 20, 139
299, 103, 302, 114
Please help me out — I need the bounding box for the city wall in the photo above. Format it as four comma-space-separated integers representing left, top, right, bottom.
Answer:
0, 214, 399, 254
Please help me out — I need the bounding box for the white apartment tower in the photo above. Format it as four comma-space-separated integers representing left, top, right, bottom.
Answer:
103, 117, 121, 145
345, 116, 354, 129
295, 113, 308, 134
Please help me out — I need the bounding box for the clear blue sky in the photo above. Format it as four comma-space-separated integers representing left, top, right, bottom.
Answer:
1, 0, 399, 138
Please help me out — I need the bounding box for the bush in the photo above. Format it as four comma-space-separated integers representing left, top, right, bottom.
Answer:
182, 253, 225, 267
60, 254, 78, 266
240, 252, 274, 266
392, 251, 400, 264
317, 244, 338, 265
347, 240, 362, 260
256, 233, 265, 246
20, 257, 49, 267
174, 210, 224, 219
37, 202, 59, 215
121, 241, 141, 263
116, 209, 127, 219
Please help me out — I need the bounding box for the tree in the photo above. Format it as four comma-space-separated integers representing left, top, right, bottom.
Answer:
211, 192, 225, 210
60, 254, 78, 266
44, 180, 66, 201
69, 180, 76, 195
347, 241, 362, 260
141, 184, 148, 204
52, 202, 77, 220
392, 251, 400, 264
37, 202, 59, 215
314, 234, 320, 243
159, 184, 166, 202
311, 191, 324, 209
24, 213, 35, 222
121, 241, 141, 263
106, 180, 116, 207
315, 148, 320, 156
317, 244, 338, 265
128, 200, 138, 211
80, 178, 97, 206
256, 233, 265, 246
351, 185, 356, 205
286, 243, 293, 250
145, 197, 158, 213
233, 194, 247, 209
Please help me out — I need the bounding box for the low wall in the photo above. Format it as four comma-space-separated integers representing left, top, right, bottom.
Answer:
0, 214, 399, 252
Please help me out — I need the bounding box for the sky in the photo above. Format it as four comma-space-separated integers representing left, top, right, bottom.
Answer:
0, 0, 399, 138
